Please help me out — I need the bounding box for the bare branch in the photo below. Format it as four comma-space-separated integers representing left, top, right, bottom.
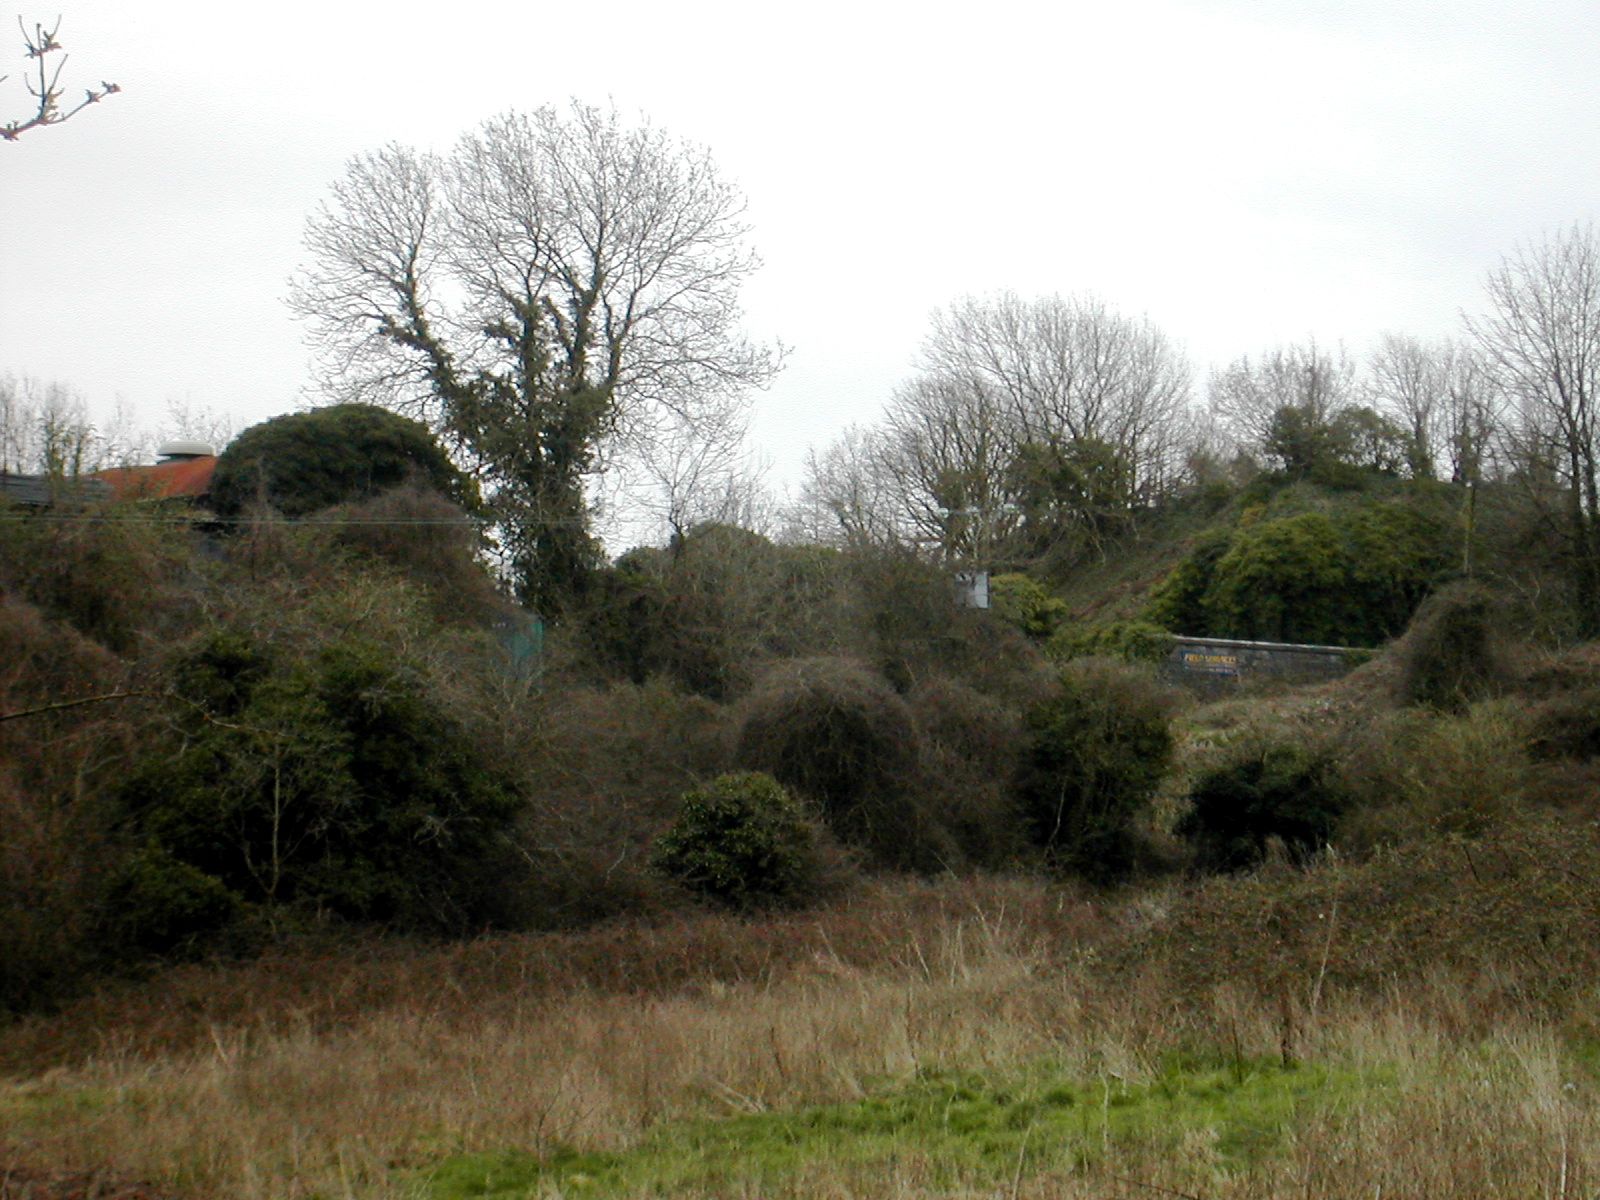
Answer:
1208, 339, 1357, 463
2, 17, 119, 142
0, 690, 157, 724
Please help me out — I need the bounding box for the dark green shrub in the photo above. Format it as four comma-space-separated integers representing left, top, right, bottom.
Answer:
1203, 511, 1353, 644
170, 628, 270, 717
1145, 529, 1233, 635
1149, 499, 1454, 648
1178, 742, 1347, 872
1048, 619, 1174, 664
651, 772, 822, 910
103, 842, 243, 957
120, 630, 524, 935
990, 573, 1069, 640
1394, 582, 1513, 711
210, 404, 478, 519
1016, 659, 1175, 882
733, 657, 928, 867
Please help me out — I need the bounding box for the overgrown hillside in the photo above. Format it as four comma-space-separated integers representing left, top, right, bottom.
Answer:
7, 411, 1600, 1195
1049, 472, 1505, 644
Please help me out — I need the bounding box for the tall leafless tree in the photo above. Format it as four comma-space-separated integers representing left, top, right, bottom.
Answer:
920, 293, 1190, 490
1208, 339, 1358, 469
794, 425, 904, 549
1467, 224, 1600, 631
869, 292, 1190, 565
290, 102, 780, 611
1, 375, 107, 477
877, 374, 1019, 557
1368, 333, 1443, 479
617, 402, 773, 549
1368, 335, 1501, 484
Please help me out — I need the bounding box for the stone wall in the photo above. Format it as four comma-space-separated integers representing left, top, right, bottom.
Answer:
1164, 635, 1356, 688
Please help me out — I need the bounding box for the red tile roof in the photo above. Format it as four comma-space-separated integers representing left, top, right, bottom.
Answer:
92, 456, 218, 502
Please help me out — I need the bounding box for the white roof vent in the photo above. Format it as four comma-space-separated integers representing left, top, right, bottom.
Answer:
156, 441, 215, 461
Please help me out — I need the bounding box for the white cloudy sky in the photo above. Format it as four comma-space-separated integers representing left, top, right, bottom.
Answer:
3, 0, 1598, 515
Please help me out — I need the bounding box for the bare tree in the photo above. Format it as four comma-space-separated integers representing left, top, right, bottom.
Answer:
159, 398, 235, 454
1, 375, 103, 476
869, 292, 1190, 565
616, 401, 773, 549
1368, 333, 1444, 478
1209, 339, 1358, 469
1439, 346, 1502, 486
793, 425, 903, 549
290, 101, 780, 611
1467, 223, 1600, 631
1368, 335, 1501, 484
920, 292, 1191, 495
2, 18, 118, 141
877, 374, 1019, 558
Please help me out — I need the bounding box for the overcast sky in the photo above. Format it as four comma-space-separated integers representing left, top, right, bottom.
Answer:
3, 0, 1598, 520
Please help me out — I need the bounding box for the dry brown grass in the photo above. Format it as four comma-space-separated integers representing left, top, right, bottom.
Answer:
2, 883, 1083, 1197
5, 846, 1600, 1198
11, 634, 1600, 1199
0, 878, 1097, 1074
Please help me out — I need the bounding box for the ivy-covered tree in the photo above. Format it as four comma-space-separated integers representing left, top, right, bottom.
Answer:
290, 103, 779, 614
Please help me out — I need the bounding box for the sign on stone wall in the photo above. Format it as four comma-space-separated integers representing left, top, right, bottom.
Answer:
1179, 649, 1240, 676
1167, 636, 1352, 687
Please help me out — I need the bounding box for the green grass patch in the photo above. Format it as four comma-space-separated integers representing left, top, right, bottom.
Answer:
424, 1052, 1383, 1198
0, 1081, 123, 1127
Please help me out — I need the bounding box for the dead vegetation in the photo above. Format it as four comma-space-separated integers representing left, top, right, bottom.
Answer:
6, 837, 1600, 1197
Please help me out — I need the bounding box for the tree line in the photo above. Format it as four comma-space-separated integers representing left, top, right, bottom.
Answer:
284, 100, 1600, 632
797, 236, 1600, 635
11, 75, 1600, 635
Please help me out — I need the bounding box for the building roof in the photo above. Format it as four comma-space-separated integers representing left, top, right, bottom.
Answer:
92, 455, 218, 502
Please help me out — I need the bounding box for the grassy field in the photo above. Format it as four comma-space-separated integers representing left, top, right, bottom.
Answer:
8, 646, 1600, 1199
5, 841, 1600, 1199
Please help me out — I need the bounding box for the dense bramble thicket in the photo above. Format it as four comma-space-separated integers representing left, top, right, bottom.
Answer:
1178, 740, 1348, 872
733, 657, 930, 868
0, 472, 532, 1007
1393, 581, 1513, 710
1015, 659, 1175, 882
118, 631, 524, 940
